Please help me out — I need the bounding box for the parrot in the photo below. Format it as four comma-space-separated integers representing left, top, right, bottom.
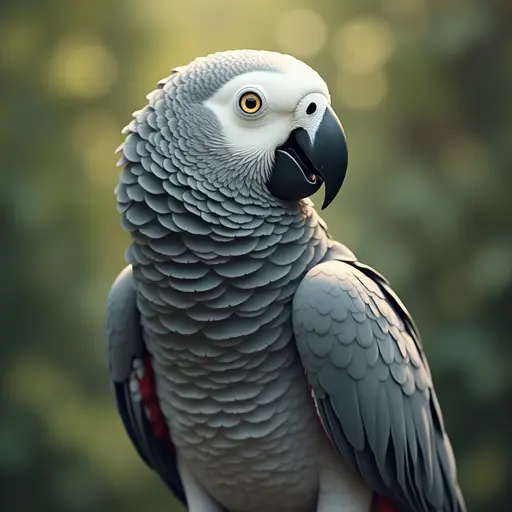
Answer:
106, 49, 467, 512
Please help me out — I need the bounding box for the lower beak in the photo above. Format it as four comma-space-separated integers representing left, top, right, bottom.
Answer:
266, 105, 348, 210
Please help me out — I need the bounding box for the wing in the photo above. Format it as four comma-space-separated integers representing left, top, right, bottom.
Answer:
106, 265, 186, 506
292, 257, 466, 512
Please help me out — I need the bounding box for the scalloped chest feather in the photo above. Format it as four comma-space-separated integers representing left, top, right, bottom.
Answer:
121, 181, 337, 510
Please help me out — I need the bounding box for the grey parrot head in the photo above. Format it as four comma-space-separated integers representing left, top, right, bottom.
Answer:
148, 50, 348, 209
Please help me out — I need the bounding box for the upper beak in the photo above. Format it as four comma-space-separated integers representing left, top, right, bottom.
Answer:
266, 105, 348, 210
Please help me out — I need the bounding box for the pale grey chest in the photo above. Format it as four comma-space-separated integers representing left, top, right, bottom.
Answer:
128, 209, 330, 511
151, 331, 324, 512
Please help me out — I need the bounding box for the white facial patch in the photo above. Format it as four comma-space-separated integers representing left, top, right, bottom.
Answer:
291, 93, 329, 145
203, 63, 331, 158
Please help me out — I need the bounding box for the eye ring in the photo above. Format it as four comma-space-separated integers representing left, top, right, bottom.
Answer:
239, 91, 263, 115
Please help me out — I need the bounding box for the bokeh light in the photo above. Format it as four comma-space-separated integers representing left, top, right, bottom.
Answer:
47, 35, 118, 99
336, 68, 389, 109
276, 8, 327, 58
332, 17, 395, 75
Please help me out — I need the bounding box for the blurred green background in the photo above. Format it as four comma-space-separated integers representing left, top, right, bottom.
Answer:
1, 0, 511, 510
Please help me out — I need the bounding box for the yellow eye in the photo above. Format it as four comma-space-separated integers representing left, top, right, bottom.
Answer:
239, 92, 262, 114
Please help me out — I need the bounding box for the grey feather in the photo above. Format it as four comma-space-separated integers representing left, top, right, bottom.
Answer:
106, 265, 143, 381
293, 259, 466, 512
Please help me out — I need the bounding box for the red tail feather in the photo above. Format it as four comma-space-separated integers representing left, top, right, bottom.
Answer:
138, 352, 174, 447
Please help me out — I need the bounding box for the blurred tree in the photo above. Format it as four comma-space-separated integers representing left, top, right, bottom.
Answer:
0, 0, 510, 510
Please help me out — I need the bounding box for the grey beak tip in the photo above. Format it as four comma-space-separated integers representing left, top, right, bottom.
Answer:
321, 197, 333, 210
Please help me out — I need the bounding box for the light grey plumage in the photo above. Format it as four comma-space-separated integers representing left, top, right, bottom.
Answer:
107, 49, 466, 512
293, 262, 464, 511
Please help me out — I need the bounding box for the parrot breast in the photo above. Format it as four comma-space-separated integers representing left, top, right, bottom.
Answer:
125, 203, 331, 512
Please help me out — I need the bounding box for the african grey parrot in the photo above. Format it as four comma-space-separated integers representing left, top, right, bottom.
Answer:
106, 50, 466, 512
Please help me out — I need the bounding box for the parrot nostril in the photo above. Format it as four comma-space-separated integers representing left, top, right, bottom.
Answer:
306, 102, 317, 115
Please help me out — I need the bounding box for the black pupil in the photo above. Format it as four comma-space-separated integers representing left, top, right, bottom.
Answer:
306, 102, 317, 115
245, 96, 257, 110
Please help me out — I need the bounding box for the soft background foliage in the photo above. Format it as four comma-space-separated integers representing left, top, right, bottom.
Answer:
1, 0, 511, 510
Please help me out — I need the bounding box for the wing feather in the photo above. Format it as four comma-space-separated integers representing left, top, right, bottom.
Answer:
293, 254, 466, 512
106, 265, 186, 506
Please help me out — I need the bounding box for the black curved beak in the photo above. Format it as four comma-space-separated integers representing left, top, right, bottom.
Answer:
266, 105, 348, 210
